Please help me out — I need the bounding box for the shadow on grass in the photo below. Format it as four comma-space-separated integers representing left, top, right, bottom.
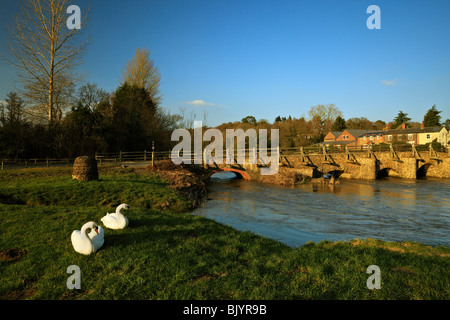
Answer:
0, 193, 26, 205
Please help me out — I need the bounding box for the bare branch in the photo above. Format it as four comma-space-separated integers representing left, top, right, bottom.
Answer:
2, 0, 89, 125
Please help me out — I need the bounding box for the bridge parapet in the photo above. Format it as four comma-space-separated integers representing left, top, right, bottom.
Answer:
95, 145, 450, 181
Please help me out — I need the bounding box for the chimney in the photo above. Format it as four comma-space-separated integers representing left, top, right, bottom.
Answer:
385, 123, 390, 130
421, 122, 424, 129
401, 122, 406, 129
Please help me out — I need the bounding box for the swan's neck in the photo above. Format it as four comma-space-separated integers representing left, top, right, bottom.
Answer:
115, 208, 127, 225
81, 226, 93, 241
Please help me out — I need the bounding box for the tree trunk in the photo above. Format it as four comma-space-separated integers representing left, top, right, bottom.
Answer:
48, 78, 53, 125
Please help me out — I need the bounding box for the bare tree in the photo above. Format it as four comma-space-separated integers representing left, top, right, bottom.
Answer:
178, 106, 197, 129
120, 48, 162, 106
308, 104, 343, 134
346, 117, 376, 130
2, 0, 89, 125
76, 82, 109, 110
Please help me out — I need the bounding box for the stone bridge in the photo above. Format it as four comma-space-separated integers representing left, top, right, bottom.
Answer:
199, 146, 450, 181
96, 146, 450, 181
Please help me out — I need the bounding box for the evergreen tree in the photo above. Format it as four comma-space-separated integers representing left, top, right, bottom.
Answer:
423, 105, 442, 127
393, 110, 411, 128
331, 116, 346, 131
0, 92, 27, 158
100, 83, 157, 152
444, 119, 450, 130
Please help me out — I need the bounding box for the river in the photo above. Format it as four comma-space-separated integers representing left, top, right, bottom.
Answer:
192, 172, 450, 248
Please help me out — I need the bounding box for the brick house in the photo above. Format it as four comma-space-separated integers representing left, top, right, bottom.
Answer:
323, 131, 342, 142
335, 129, 380, 148
356, 131, 385, 148
384, 123, 448, 146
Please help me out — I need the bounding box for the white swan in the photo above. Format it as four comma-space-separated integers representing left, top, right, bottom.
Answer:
101, 204, 130, 230
71, 221, 104, 255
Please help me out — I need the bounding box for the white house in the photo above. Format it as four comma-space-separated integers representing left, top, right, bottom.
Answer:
417, 126, 448, 147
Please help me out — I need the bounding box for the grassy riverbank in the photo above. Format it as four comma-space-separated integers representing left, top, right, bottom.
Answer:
0, 167, 449, 299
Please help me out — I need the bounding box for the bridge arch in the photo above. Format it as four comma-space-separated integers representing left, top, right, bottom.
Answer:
208, 168, 251, 181
376, 167, 400, 179
417, 163, 432, 178
377, 160, 401, 179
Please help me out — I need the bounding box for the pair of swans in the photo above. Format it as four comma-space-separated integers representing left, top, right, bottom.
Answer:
71, 204, 130, 255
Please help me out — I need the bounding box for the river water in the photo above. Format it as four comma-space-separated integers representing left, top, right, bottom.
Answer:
192, 172, 450, 248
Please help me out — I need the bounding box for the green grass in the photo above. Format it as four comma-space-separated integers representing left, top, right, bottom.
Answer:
0, 167, 449, 300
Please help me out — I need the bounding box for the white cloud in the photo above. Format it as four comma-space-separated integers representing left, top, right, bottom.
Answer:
381, 79, 400, 86
186, 99, 215, 106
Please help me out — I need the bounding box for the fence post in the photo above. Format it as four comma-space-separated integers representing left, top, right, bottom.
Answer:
119, 151, 122, 163
1, 162, 3, 170
152, 151, 154, 167
144, 150, 147, 162
25, 161, 28, 168
46, 158, 49, 167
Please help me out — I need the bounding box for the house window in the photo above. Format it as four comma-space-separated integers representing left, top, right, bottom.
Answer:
370, 136, 374, 140
364, 136, 367, 140
377, 135, 381, 140
408, 134, 413, 141
398, 134, 402, 141
388, 135, 392, 141
427, 134, 430, 139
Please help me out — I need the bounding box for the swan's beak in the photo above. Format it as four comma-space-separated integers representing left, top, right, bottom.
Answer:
94, 227, 99, 235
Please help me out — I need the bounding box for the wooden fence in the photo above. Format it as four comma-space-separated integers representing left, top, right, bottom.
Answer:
1, 143, 448, 170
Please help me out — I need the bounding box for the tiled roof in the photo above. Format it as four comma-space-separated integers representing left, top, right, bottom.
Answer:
360, 131, 385, 136
384, 126, 445, 134
344, 130, 380, 138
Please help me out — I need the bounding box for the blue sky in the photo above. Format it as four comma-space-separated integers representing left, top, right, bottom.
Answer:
1, 0, 449, 127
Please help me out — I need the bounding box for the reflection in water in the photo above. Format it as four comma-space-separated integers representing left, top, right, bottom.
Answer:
194, 172, 450, 247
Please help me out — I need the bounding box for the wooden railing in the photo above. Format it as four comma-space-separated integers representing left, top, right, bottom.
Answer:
94, 144, 449, 164
1, 143, 448, 170
0, 157, 72, 170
